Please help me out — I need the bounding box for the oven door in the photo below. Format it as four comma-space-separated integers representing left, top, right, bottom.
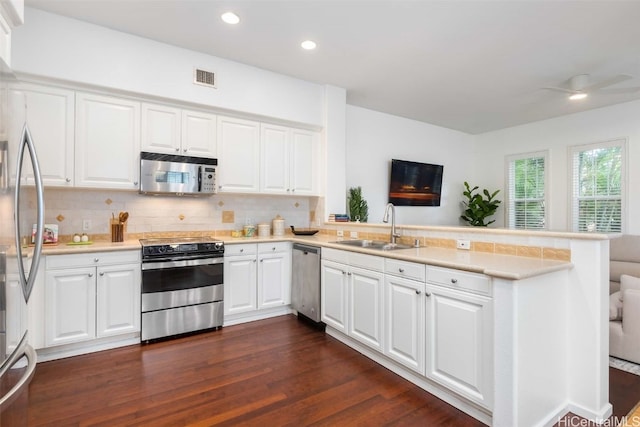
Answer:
140, 257, 224, 341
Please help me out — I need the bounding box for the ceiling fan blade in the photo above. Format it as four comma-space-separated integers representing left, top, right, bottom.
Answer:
542, 86, 577, 94
598, 86, 640, 94
583, 74, 633, 91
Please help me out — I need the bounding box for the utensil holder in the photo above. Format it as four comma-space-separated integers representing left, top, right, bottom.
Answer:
111, 222, 124, 242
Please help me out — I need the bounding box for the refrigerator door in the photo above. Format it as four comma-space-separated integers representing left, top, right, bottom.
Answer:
0, 57, 42, 418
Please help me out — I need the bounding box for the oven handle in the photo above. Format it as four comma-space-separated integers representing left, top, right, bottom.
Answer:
142, 256, 224, 271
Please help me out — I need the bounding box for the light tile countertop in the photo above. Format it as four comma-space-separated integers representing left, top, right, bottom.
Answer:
40, 234, 573, 281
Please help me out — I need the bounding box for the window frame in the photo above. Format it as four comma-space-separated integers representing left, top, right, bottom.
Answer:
569, 138, 627, 233
505, 150, 550, 230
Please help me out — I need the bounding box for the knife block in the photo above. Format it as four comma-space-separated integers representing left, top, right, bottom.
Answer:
111, 221, 124, 242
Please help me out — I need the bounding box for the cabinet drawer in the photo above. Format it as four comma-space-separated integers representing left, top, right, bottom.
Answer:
349, 252, 384, 272
225, 243, 257, 256
258, 241, 290, 254
385, 258, 426, 282
322, 247, 349, 264
427, 266, 491, 296
47, 250, 140, 269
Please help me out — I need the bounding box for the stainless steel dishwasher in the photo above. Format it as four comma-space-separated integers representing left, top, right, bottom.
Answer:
291, 243, 322, 323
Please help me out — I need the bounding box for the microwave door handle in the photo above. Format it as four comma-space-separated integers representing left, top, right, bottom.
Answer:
198, 165, 202, 192
14, 124, 44, 303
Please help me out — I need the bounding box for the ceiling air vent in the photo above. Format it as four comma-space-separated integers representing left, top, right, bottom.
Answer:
194, 68, 216, 88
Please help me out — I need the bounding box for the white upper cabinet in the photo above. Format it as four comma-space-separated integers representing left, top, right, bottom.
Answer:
217, 115, 260, 193
75, 92, 141, 189
181, 109, 217, 157
261, 124, 319, 195
141, 102, 217, 158
290, 128, 319, 195
141, 103, 181, 154
260, 123, 289, 193
8, 83, 75, 187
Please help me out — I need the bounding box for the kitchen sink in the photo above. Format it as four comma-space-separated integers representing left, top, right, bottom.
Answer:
332, 239, 413, 251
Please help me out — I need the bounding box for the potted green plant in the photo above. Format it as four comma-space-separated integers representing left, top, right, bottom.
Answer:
348, 186, 368, 222
460, 181, 501, 226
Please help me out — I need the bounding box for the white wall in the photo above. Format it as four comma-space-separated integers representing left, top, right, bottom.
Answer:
346, 105, 475, 225
475, 99, 640, 233
12, 8, 324, 127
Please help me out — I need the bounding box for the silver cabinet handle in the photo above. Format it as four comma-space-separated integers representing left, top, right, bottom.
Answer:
347, 272, 352, 276
66, 177, 71, 182
399, 268, 405, 273
260, 259, 264, 262
94, 258, 99, 262
99, 272, 104, 276
272, 247, 276, 251
253, 259, 256, 263
183, 148, 187, 153
341, 271, 346, 275
425, 292, 431, 297
240, 249, 244, 253
133, 181, 138, 186
175, 147, 180, 152
415, 290, 421, 295
451, 278, 458, 284
88, 273, 94, 277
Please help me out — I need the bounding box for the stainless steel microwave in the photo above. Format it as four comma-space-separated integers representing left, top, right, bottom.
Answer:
139, 151, 217, 196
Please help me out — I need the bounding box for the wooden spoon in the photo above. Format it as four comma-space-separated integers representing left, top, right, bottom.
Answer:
118, 212, 129, 224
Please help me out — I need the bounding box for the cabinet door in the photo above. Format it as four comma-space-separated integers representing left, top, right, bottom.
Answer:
260, 123, 290, 194
182, 109, 217, 157
321, 260, 348, 333
349, 266, 385, 352
75, 92, 140, 189
141, 102, 181, 154
384, 275, 425, 374
257, 251, 291, 308
217, 116, 259, 193
223, 254, 257, 315
96, 263, 141, 338
290, 129, 319, 195
45, 267, 96, 346
425, 285, 493, 409
8, 84, 75, 186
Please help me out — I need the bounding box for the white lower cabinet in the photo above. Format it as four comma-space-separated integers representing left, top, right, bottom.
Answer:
321, 249, 385, 352
320, 259, 348, 333
349, 266, 384, 352
224, 242, 291, 320
384, 274, 425, 374
321, 249, 494, 412
425, 267, 493, 409
44, 251, 141, 347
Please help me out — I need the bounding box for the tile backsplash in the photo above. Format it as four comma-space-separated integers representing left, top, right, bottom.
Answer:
35, 188, 319, 239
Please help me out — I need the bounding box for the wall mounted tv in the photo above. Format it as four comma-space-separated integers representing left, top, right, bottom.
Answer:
388, 159, 443, 206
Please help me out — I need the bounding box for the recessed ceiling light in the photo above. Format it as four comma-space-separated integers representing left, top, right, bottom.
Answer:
221, 12, 240, 25
301, 40, 317, 50
569, 92, 588, 101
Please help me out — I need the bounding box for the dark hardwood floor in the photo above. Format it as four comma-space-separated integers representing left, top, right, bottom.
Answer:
25, 315, 640, 426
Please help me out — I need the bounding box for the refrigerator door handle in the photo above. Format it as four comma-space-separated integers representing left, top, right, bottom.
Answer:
14, 124, 44, 303
0, 333, 37, 410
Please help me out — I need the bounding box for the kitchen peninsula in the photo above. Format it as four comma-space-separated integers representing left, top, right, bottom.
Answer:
32, 225, 611, 427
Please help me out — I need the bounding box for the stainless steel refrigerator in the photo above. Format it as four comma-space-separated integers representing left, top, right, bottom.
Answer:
0, 57, 44, 423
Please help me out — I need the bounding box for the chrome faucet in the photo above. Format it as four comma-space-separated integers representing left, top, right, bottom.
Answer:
383, 203, 401, 244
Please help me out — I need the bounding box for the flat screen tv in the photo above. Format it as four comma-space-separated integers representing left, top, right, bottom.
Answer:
388, 159, 443, 206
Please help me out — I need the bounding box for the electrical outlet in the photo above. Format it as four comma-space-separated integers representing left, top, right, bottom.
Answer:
336, 230, 344, 237
350, 231, 358, 239
83, 219, 91, 231
456, 239, 470, 250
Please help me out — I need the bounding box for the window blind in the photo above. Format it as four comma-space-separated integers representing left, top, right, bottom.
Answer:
507, 153, 546, 229
571, 141, 624, 233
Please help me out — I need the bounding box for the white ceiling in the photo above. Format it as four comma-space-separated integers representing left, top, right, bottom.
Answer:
24, 0, 640, 134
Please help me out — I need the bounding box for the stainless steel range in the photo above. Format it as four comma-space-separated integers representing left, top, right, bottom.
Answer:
139, 237, 224, 342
